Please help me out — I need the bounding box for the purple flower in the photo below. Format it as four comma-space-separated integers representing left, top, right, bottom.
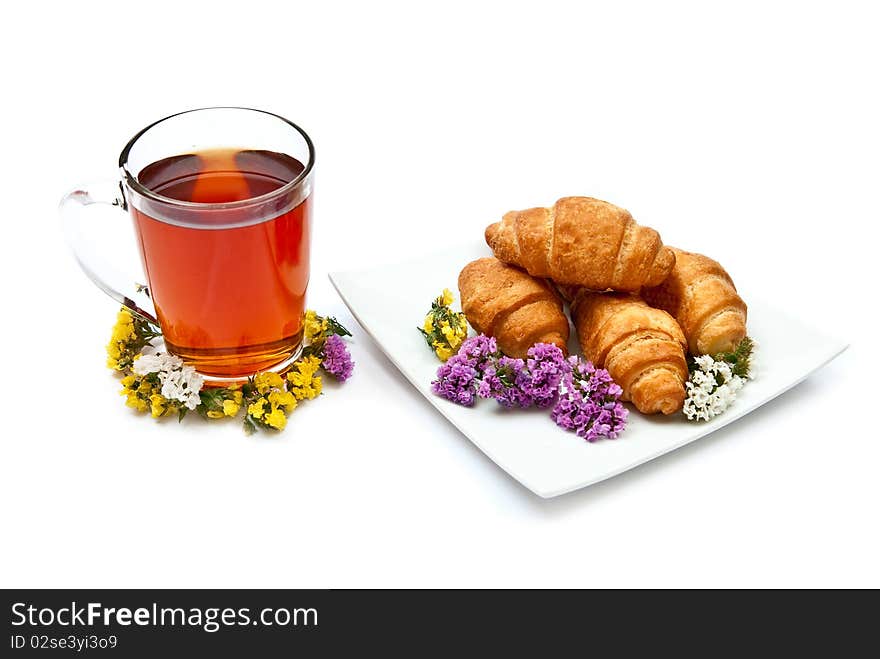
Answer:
476, 363, 499, 399
431, 336, 628, 443
458, 334, 499, 363
432, 335, 503, 406
472, 343, 567, 409
520, 343, 568, 409
432, 357, 480, 406
322, 334, 355, 381
551, 356, 628, 442
483, 356, 534, 408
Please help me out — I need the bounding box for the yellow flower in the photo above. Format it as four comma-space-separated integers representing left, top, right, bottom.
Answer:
287, 356, 322, 400
287, 371, 305, 387
222, 400, 240, 417
125, 392, 148, 413
434, 314, 465, 359
231, 390, 243, 404
434, 343, 454, 362
303, 309, 329, 343
264, 406, 287, 430
107, 347, 123, 370
290, 382, 320, 401
310, 375, 322, 397
106, 350, 121, 370
120, 378, 136, 398
247, 398, 266, 419
111, 310, 134, 341
303, 355, 321, 374
207, 410, 226, 419
421, 290, 469, 363
269, 390, 297, 413
254, 371, 285, 394
149, 394, 167, 418
452, 321, 467, 343
288, 356, 320, 385
106, 310, 138, 370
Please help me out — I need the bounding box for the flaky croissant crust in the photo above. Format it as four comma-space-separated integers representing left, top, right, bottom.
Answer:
485, 196, 675, 292
458, 257, 569, 359
642, 247, 747, 355
571, 291, 688, 415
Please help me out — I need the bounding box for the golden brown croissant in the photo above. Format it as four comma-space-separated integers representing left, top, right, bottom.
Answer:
458, 257, 569, 359
570, 290, 688, 415
485, 196, 676, 292
641, 247, 747, 355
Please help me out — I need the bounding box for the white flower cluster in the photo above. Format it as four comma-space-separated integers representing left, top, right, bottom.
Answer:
683, 354, 745, 421
132, 353, 204, 410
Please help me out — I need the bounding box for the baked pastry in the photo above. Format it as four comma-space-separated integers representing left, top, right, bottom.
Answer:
485, 196, 675, 292
641, 247, 747, 355
458, 257, 569, 358
570, 290, 688, 415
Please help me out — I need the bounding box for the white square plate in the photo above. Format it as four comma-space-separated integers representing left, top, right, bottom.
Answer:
329, 243, 848, 498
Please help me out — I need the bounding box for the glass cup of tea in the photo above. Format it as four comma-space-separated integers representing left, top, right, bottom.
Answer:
61, 107, 314, 382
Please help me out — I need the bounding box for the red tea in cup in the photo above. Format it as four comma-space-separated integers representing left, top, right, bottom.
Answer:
132, 148, 311, 377
61, 108, 315, 381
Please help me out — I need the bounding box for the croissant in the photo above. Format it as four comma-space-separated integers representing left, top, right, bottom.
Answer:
458, 257, 569, 359
641, 248, 747, 355
485, 196, 676, 292
570, 290, 688, 415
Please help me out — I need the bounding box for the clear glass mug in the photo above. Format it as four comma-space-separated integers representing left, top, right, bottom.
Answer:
61, 107, 315, 382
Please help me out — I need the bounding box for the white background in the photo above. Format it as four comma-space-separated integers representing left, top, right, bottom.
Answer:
1, 1, 877, 588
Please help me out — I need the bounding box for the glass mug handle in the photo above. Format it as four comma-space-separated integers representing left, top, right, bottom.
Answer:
59, 180, 158, 324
